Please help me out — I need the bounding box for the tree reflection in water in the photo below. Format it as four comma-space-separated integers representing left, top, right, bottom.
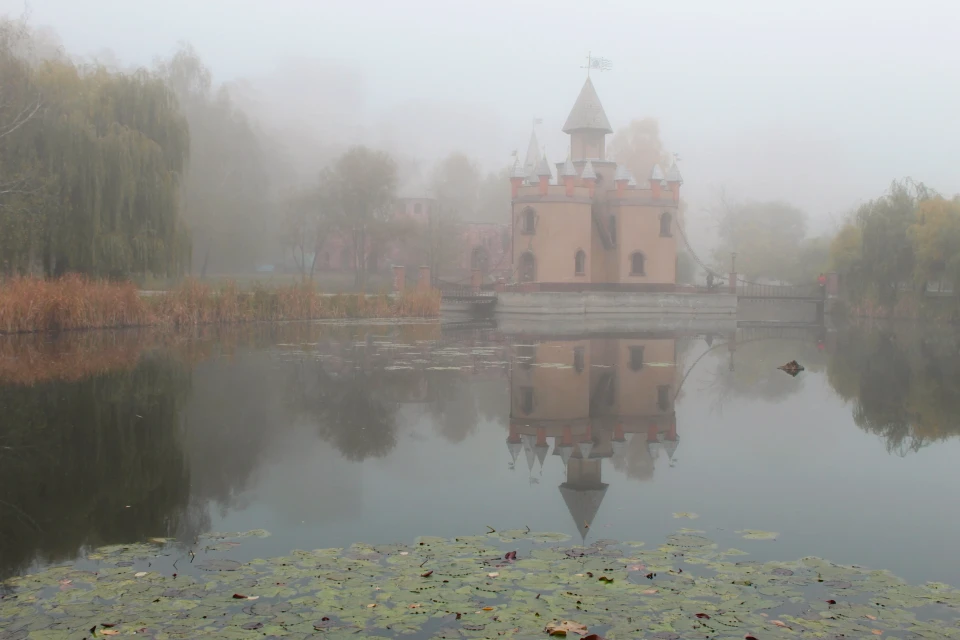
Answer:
0, 353, 194, 580
4, 321, 960, 581
827, 325, 960, 456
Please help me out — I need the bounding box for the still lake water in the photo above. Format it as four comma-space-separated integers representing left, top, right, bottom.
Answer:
3, 316, 960, 590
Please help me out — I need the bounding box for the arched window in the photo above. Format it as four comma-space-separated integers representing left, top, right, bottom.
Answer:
521, 207, 536, 234
573, 346, 585, 373
574, 250, 586, 275
519, 252, 536, 283
630, 252, 646, 276
660, 211, 673, 237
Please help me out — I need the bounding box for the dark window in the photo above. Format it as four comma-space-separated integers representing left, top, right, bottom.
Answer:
657, 385, 671, 411
660, 211, 672, 237
520, 386, 534, 414
573, 347, 585, 373
609, 215, 617, 246
575, 250, 586, 275
629, 346, 645, 372
414, 203, 422, 214
605, 373, 616, 406
517, 344, 536, 370
630, 252, 645, 275
519, 252, 536, 283
522, 208, 536, 234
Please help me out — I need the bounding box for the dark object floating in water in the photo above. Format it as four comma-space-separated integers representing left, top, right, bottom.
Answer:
778, 360, 804, 377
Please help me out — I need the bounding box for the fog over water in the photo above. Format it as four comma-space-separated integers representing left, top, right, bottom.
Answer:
5, 0, 958, 246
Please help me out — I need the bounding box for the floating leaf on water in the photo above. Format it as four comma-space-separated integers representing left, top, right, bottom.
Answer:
666, 533, 714, 548
672, 512, 699, 519
4, 526, 959, 639
738, 530, 780, 540
545, 620, 588, 636
823, 580, 853, 589
197, 559, 242, 571
529, 532, 571, 543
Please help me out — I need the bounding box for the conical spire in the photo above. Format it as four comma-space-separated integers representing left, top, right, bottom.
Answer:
509, 156, 527, 179
522, 434, 536, 471
614, 164, 631, 182
581, 159, 597, 180
536, 153, 552, 177
523, 129, 540, 178
563, 77, 613, 134
663, 436, 679, 461
650, 163, 665, 181
578, 440, 594, 459
556, 443, 574, 466
507, 440, 522, 464
559, 483, 608, 541
627, 172, 637, 187
535, 443, 549, 467
561, 152, 578, 177
665, 162, 683, 184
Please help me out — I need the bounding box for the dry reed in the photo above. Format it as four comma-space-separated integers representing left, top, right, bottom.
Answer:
0, 276, 441, 334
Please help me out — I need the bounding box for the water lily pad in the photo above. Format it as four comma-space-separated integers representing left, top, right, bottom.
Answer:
738, 530, 780, 540
3, 524, 959, 639
665, 533, 714, 548
672, 512, 699, 519
197, 559, 243, 571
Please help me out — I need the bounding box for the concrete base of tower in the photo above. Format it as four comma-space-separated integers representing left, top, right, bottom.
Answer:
495, 291, 737, 317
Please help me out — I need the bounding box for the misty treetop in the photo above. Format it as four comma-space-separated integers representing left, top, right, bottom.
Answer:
829, 179, 960, 308
280, 148, 511, 286
157, 44, 272, 278
1, 20, 191, 278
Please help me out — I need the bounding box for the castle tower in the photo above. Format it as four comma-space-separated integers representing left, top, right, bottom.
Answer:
509, 76, 679, 289
563, 77, 613, 162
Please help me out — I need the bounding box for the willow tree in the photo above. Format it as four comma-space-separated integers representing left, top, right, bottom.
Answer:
157, 45, 270, 278
1, 22, 191, 278
0, 18, 48, 274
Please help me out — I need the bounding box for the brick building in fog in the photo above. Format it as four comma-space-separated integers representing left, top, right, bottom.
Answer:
307, 189, 509, 282
509, 77, 683, 290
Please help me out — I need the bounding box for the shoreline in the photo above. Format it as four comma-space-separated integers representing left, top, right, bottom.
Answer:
0, 275, 441, 335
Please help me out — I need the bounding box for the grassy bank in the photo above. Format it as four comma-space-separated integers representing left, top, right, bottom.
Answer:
0, 275, 440, 334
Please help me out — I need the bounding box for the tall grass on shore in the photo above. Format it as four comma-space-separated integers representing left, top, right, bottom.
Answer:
0, 276, 440, 334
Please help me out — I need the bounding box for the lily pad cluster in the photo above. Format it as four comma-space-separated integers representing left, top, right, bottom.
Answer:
3, 528, 960, 639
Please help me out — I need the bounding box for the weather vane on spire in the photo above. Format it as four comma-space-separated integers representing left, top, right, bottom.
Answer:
582, 51, 613, 77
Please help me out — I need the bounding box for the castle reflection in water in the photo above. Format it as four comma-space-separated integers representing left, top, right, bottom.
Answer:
506, 333, 680, 539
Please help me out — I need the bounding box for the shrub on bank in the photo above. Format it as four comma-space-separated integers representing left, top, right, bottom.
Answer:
0, 276, 440, 334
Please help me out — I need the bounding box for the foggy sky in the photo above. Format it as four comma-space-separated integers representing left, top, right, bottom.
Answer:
5, 0, 959, 236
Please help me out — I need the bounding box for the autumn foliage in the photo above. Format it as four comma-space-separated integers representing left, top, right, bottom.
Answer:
0, 276, 440, 334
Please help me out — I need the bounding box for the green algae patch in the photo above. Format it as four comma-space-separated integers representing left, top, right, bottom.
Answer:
4, 528, 960, 639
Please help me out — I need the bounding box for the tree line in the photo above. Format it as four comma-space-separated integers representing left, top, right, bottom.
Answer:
0, 17, 510, 285
700, 178, 960, 309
